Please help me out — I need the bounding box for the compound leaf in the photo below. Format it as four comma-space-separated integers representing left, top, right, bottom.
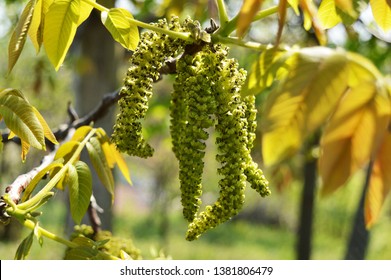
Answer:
0, 89, 45, 150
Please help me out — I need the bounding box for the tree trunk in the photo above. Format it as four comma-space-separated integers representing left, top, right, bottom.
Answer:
296, 154, 317, 259
344, 162, 372, 260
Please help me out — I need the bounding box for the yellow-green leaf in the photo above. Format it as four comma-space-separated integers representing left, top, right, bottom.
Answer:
0, 89, 45, 149
32, 107, 58, 145
71, 125, 93, 142
370, 0, 391, 31
8, 0, 36, 73
111, 143, 132, 185
28, 0, 54, 53
68, 161, 92, 225
237, 0, 264, 38
262, 48, 349, 166
78, 0, 94, 25
101, 8, 139, 51
22, 160, 64, 202
86, 137, 114, 202
54, 140, 80, 163
300, 0, 327, 45
319, 83, 391, 195
21, 140, 31, 162
318, 0, 342, 29
288, 0, 300, 15
365, 130, 391, 228
242, 48, 287, 96
43, 0, 81, 70
276, 0, 288, 45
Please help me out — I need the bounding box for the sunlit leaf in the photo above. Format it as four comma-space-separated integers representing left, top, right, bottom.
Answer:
21, 140, 30, 162
43, 0, 81, 70
0, 89, 45, 149
370, 0, 391, 31
8, 0, 36, 73
101, 8, 139, 51
237, 0, 264, 38
28, 0, 54, 53
86, 137, 115, 202
299, 0, 327, 45
78, 0, 94, 25
54, 140, 80, 163
71, 125, 93, 142
32, 107, 58, 145
14, 231, 34, 260
262, 47, 349, 166
68, 161, 92, 225
319, 83, 391, 195
242, 48, 288, 96
318, 0, 342, 29
276, 0, 288, 45
22, 160, 64, 202
111, 143, 132, 185
365, 130, 391, 228
288, 0, 300, 15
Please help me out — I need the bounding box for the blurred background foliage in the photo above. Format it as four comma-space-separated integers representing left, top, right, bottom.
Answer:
1, 0, 391, 259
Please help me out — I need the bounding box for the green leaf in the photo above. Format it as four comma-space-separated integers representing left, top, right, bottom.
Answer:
101, 8, 139, 51
370, 0, 391, 31
33, 222, 44, 247
28, 0, 54, 53
0, 89, 45, 150
86, 137, 115, 202
8, 0, 36, 73
68, 161, 92, 225
14, 231, 34, 260
43, 0, 81, 70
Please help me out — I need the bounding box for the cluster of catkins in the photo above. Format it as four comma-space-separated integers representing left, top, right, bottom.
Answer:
112, 16, 270, 241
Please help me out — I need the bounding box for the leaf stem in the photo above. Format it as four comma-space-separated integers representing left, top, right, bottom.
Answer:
213, 35, 270, 51
216, 0, 229, 27
21, 219, 120, 259
217, 5, 279, 37
24, 219, 77, 248
17, 129, 97, 211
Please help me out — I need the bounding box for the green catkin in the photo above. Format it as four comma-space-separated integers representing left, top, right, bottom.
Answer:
112, 16, 188, 158
170, 48, 217, 222
111, 16, 270, 240
185, 45, 270, 241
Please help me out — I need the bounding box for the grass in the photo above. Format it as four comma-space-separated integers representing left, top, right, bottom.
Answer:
1, 173, 391, 260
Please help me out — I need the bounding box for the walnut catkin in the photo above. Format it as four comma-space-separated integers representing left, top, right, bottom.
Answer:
112, 17, 270, 241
